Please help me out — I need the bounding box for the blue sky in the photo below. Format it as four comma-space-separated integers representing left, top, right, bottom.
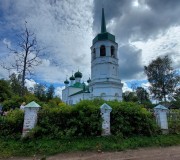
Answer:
0, 0, 180, 97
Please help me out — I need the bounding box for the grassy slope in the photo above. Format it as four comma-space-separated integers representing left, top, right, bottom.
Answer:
0, 134, 180, 158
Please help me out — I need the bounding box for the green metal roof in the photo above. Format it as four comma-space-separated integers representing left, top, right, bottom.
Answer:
93, 32, 115, 44
92, 8, 115, 45
25, 101, 41, 108
69, 90, 90, 97
71, 82, 83, 88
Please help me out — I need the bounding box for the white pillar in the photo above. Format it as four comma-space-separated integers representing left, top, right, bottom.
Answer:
22, 101, 41, 137
100, 103, 112, 136
154, 104, 169, 134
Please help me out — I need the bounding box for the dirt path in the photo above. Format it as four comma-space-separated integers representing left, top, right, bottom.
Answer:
3, 146, 180, 160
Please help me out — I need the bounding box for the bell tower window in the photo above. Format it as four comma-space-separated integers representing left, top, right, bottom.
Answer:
111, 46, 115, 58
100, 45, 106, 56
92, 48, 96, 60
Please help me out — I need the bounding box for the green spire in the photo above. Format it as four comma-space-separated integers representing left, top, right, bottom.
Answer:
101, 8, 106, 33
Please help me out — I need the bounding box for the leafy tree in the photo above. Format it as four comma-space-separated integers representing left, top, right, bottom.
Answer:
123, 91, 138, 102
46, 84, 55, 101
0, 79, 12, 102
136, 87, 150, 104
34, 83, 46, 101
1, 22, 43, 96
144, 56, 179, 102
171, 88, 180, 109
9, 73, 24, 96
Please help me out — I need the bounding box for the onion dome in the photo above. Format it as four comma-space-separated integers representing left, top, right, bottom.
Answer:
74, 71, 82, 78
69, 75, 75, 80
87, 77, 91, 83
64, 79, 69, 84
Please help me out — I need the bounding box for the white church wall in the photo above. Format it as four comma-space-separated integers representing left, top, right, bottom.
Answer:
92, 82, 123, 101
69, 93, 90, 105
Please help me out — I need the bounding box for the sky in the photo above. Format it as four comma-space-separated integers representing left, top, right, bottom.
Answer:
0, 0, 180, 97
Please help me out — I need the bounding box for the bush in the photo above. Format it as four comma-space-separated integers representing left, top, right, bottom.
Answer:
108, 101, 158, 137
168, 110, 180, 134
36, 101, 102, 138
0, 109, 24, 138
0, 100, 159, 139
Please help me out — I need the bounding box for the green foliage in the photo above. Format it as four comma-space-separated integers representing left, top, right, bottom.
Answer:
47, 97, 62, 107
144, 55, 179, 102
46, 84, 55, 101
168, 110, 180, 134
0, 99, 159, 139
36, 100, 102, 138
136, 87, 150, 104
34, 83, 47, 101
123, 91, 138, 102
2, 95, 24, 110
108, 101, 158, 136
0, 79, 12, 102
0, 109, 24, 138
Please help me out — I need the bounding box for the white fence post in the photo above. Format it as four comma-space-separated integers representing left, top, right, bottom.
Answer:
100, 103, 112, 136
154, 104, 169, 134
22, 101, 41, 137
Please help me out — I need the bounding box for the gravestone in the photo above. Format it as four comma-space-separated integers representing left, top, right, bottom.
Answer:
154, 104, 169, 134
22, 101, 41, 137
100, 103, 112, 136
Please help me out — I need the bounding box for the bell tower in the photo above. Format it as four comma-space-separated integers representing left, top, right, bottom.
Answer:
90, 8, 123, 101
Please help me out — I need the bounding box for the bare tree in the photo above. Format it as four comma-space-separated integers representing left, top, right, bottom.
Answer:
1, 22, 43, 96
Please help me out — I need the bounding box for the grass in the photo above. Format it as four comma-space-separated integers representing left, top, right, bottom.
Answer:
0, 134, 180, 158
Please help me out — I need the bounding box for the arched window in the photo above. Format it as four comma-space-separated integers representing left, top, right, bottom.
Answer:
115, 93, 119, 100
100, 93, 106, 97
111, 46, 115, 58
115, 93, 119, 97
92, 48, 96, 60
100, 45, 106, 56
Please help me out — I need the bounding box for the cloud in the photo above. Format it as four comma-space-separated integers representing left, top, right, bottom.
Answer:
119, 44, 144, 80
55, 86, 65, 98
93, 0, 180, 81
93, 0, 180, 42
25, 79, 36, 89
0, 0, 180, 88
0, 0, 93, 83
122, 81, 132, 92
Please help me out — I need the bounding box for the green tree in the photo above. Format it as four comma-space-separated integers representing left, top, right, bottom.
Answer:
34, 83, 46, 101
9, 73, 23, 96
144, 56, 179, 102
123, 91, 138, 102
0, 79, 12, 102
136, 87, 150, 104
46, 84, 55, 101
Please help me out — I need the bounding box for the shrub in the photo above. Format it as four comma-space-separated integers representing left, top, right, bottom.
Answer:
0, 100, 159, 139
0, 109, 24, 138
36, 101, 102, 138
107, 101, 158, 137
168, 110, 180, 134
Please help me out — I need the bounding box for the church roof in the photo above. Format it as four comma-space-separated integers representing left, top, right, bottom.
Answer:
92, 8, 115, 45
69, 75, 75, 80
69, 90, 90, 97
64, 79, 69, 84
74, 71, 82, 78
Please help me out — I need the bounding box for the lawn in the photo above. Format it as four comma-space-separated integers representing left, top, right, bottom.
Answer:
0, 134, 180, 158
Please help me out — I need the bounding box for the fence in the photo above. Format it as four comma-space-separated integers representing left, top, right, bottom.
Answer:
168, 110, 180, 134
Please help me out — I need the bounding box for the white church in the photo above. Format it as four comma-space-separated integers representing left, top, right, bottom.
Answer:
62, 8, 123, 105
